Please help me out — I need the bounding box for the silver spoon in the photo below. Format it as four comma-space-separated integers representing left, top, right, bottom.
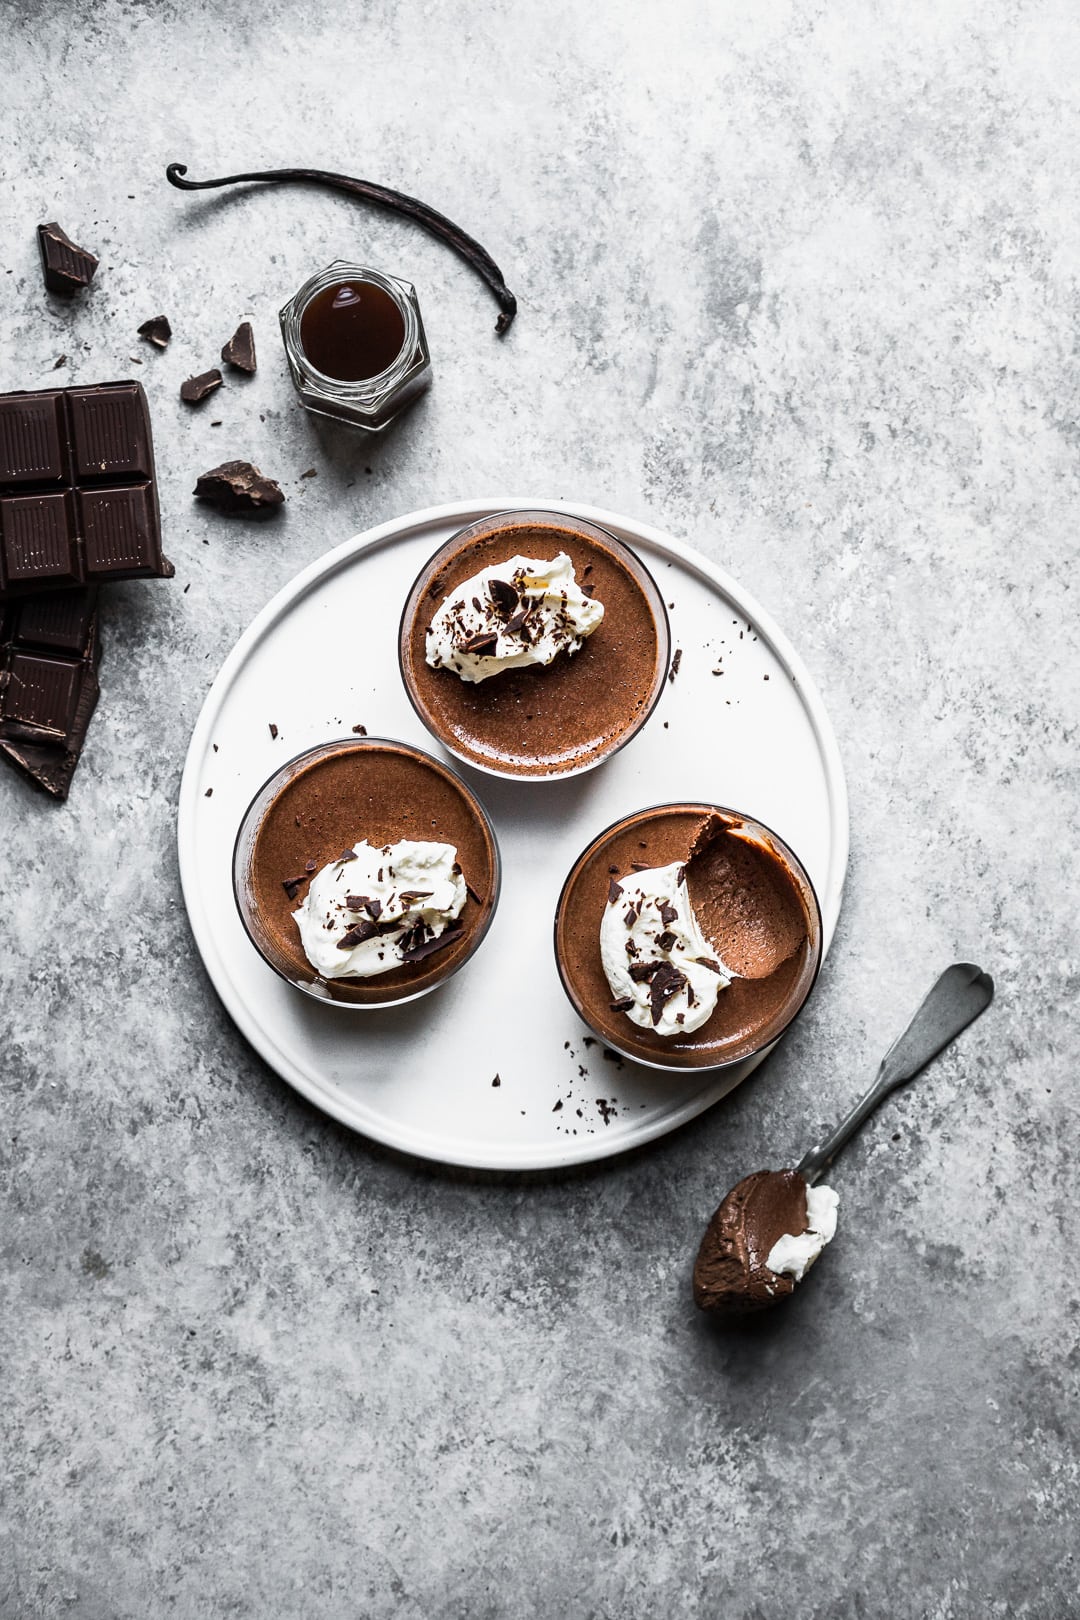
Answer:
798, 961, 994, 1184
693, 963, 995, 1313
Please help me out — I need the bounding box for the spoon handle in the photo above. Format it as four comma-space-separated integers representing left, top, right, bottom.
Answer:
797, 962, 994, 1185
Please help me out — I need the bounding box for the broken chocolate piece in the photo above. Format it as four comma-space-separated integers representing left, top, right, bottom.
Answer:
607, 876, 623, 904
281, 874, 306, 899
488, 577, 518, 616
668, 647, 683, 683
37, 222, 98, 295
0, 587, 100, 798
337, 848, 358, 863
503, 604, 531, 635
352, 723, 367, 735
609, 997, 635, 1013
628, 960, 660, 983
656, 930, 678, 954
692, 956, 726, 974
659, 901, 678, 926
338, 918, 381, 949
193, 460, 284, 517
137, 316, 172, 349
303, 860, 317, 874
268, 722, 278, 739
180, 369, 223, 405
221, 321, 257, 373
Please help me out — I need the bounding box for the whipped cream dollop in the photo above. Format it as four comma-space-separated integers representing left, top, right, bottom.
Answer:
425, 552, 604, 683
766, 1185, 839, 1282
600, 862, 732, 1038
292, 839, 466, 979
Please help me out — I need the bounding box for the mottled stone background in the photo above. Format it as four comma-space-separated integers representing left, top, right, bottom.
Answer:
2, 1, 1078, 1615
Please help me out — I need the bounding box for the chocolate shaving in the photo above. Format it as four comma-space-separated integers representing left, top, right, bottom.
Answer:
692, 956, 726, 974
337, 848, 358, 863
630, 861, 649, 871
180, 369, 223, 404
399, 922, 465, 963
352, 723, 367, 735
504, 605, 531, 635
345, 895, 382, 920
338, 918, 381, 949
397, 890, 434, 904
458, 629, 498, 656
138, 315, 172, 349
668, 648, 683, 683
488, 577, 518, 616
221, 320, 257, 373
607, 877, 624, 904
282, 875, 306, 899
304, 860, 317, 873
648, 961, 688, 1025
37, 222, 98, 294
194, 459, 285, 517
609, 997, 635, 1013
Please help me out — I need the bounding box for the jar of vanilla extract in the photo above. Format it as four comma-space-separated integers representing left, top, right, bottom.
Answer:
279, 262, 432, 431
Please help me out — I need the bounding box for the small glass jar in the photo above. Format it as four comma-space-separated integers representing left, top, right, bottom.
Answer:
279, 261, 432, 432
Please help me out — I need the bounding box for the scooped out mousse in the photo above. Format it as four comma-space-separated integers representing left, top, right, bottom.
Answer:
693, 1169, 839, 1313
399, 510, 669, 778
235, 739, 498, 1005
555, 806, 821, 1069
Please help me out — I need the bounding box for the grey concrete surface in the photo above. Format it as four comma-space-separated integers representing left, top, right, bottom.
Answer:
2, 1, 1078, 1615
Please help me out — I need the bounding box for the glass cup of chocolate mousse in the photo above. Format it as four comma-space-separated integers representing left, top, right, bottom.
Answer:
398, 510, 670, 780
554, 805, 822, 1070
233, 738, 500, 1006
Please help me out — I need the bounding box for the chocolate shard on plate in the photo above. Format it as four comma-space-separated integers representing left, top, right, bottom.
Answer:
221, 321, 257, 373
180, 369, 223, 405
137, 315, 172, 349
0, 587, 100, 798
194, 460, 284, 517
37, 222, 98, 295
0, 381, 172, 600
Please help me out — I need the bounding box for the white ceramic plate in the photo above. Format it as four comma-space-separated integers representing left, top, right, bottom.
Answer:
177, 499, 848, 1170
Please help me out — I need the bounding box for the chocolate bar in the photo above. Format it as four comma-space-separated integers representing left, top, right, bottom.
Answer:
0, 380, 173, 599
0, 588, 101, 798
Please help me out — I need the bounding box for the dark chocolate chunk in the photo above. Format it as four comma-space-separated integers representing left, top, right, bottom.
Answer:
656, 930, 678, 954
337, 848, 358, 863
52, 355, 67, 370
492, 1075, 501, 1087
465, 882, 482, 905
398, 922, 465, 964
0, 587, 100, 798
268, 722, 278, 739
281, 874, 306, 899
221, 321, 257, 373
338, 918, 381, 949
193, 460, 284, 517
668, 648, 682, 683
304, 860, 317, 874
37, 222, 98, 295
552, 1098, 563, 1111
0, 382, 171, 600
457, 629, 498, 656
180, 369, 223, 405
352, 723, 367, 735
137, 316, 172, 349
504, 604, 531, 635
628, 960, 660, 983
648, 960, 688, 1025
609, 997, 635, 1013
607, 876, 624, 904
692, 956, 726, 974
630, 860, 649, 871
660, 901, 678, 926
488, 577, 518, 616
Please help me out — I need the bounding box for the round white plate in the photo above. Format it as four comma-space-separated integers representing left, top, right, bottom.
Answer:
177, 499, 848, 1170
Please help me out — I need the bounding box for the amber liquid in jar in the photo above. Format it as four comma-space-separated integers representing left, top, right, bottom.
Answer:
298, 280, 407, 382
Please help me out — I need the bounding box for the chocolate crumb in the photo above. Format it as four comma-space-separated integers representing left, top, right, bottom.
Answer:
458, 629, 498, 656
282, 875, 306, 899
180, 369, 223, 405
137, 315, 172, 349
492, 1075, 501, 1087
304, 860, 317, 874
488, 577, 518, 615
668, 648, 683, 683
608, 865, 620, 875
660, 901, 678, 926
601, 1048, 624, 1066
552, 1099, 563, 1111
630, 861, 649, 871
300, 468, 317, 479
52, 354, 67, 369
607, 876, 624, 904
692, 956, 725, 974
337, 849, 358, 863
204, 788, 212, 798
268, 723, 278, 739
352, 724, 367, 735
583, 1037, 596, 1048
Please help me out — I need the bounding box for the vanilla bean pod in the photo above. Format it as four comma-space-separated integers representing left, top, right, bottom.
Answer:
165, 162, 517, 334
